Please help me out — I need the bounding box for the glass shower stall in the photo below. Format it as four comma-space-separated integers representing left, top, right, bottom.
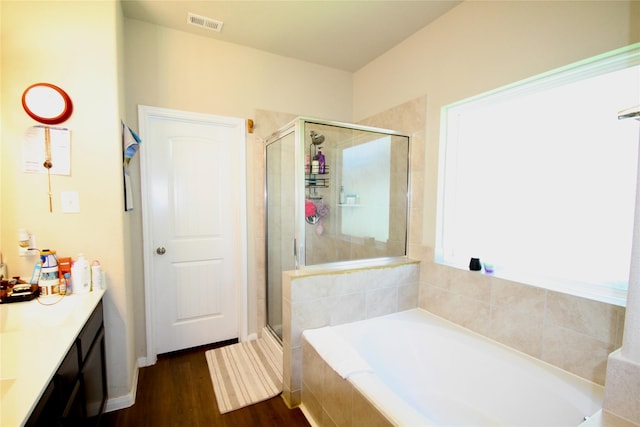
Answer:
264, 118, 410, 341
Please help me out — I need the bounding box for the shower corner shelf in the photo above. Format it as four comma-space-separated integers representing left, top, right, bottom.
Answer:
305, 166, 330, 189
305, 176, 330, 189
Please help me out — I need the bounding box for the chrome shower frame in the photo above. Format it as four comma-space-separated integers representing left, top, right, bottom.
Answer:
263, 116, 412, 341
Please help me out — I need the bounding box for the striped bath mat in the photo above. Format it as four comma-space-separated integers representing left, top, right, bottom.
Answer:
205, 338, 283, 414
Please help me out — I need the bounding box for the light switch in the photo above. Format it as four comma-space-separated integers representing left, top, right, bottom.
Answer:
61, 191, 80, 213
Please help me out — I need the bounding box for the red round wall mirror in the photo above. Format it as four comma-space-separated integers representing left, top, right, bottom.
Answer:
22, 83, 73, 125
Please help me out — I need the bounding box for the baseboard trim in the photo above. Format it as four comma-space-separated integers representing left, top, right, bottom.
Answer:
298, 403, 318, 427
104, 363, 139, 413
137, 355, 154, 368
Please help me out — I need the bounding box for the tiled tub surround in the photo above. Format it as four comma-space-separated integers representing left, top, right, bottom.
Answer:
302, 309, 604, 427
302, 338, 395, 427
417, 250, 626, 387
281, 259, 420, 407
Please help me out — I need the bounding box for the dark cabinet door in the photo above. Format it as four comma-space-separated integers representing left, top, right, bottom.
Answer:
81, 328, 107, 426
24, 300, 105, 427
26, 343, 81, 427
25, 381, 57, 427
60, 380, 85, 426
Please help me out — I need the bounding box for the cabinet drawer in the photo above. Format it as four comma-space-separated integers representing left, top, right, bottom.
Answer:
77, 300, 103, 362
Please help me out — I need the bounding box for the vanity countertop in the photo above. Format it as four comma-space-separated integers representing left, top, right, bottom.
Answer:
0, 289, 105, 426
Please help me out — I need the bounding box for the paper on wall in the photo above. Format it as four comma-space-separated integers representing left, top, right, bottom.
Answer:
22, 125, 71, 175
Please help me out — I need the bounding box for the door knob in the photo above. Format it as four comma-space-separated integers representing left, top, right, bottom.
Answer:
156, 247, 166, 255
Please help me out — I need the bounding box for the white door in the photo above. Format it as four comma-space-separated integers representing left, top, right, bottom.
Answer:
139, 106, 246, 356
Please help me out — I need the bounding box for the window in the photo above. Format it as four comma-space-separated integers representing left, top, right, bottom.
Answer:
437, 44, 640, 306
341, 136, 391, 241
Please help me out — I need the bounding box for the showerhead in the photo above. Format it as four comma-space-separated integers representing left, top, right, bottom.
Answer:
310, 130, 325, 145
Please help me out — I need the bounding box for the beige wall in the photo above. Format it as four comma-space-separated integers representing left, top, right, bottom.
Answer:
353, 0, 639, 247
350, 0, 638, 388
123, 19, 353, 122
1, 0, 136, 402
123, 19, 355, 357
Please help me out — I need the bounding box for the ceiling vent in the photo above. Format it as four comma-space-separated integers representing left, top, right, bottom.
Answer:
187, 12, 223, 32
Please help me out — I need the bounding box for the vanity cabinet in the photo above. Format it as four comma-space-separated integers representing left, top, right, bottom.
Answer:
25, 300, 106, 427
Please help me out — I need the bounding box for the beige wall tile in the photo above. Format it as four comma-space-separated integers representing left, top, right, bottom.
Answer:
351, 389, 394, 427
489, 304, 544, 357
291, 274, 335, 302
290, 345, 303, 393
329, 293, 367, 325
546, 291, 622, 345
302, 340, 325, 403
366, 287, 399, 318
323, 366, 353, 426
448, 268, 492, 302
542, 324, 616, 385
603, 350, 640, 424
423, 285, 491, 335
398, 283, 420, 311
421, 260, 450, 289
491, 278, 546, 310
291, 298, 331, 347
302, 381, 323, 426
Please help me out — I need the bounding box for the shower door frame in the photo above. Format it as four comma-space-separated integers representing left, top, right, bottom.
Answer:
264, 121, 303, 342
264, 117, 412, 341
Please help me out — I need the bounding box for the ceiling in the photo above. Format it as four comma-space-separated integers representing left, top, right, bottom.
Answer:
120, 1, 462, 72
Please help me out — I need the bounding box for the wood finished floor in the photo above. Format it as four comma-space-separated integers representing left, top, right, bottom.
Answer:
103, 341, 310, 427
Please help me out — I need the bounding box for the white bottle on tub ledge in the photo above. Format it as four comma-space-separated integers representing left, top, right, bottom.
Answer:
72, 253, 90, 294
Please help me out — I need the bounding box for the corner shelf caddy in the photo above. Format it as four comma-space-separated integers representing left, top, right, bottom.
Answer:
305, 165, 330, 200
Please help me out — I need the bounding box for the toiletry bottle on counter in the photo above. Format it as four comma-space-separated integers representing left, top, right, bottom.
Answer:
72, 254, 90, 294
59, 273, 67, 295
91, 260, 102, 290
63, 273, 71, 295
317, 149, 325, 174
38, 249, 60, 298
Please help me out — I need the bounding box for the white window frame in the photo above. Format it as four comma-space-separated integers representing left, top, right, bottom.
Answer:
436, 43, 640, 307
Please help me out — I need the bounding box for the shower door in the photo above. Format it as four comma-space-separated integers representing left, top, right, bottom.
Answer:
265, 128, 297, 341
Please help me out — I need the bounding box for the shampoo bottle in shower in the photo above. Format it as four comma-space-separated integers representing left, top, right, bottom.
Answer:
317, 150, 325, 174
311, 155, 319, 174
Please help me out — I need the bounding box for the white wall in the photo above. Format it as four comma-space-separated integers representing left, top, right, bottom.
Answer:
353, 0, 640, 247
1, 0, 136, 404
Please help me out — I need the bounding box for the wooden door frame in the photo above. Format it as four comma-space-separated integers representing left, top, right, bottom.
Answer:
138, 105, 248, 366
